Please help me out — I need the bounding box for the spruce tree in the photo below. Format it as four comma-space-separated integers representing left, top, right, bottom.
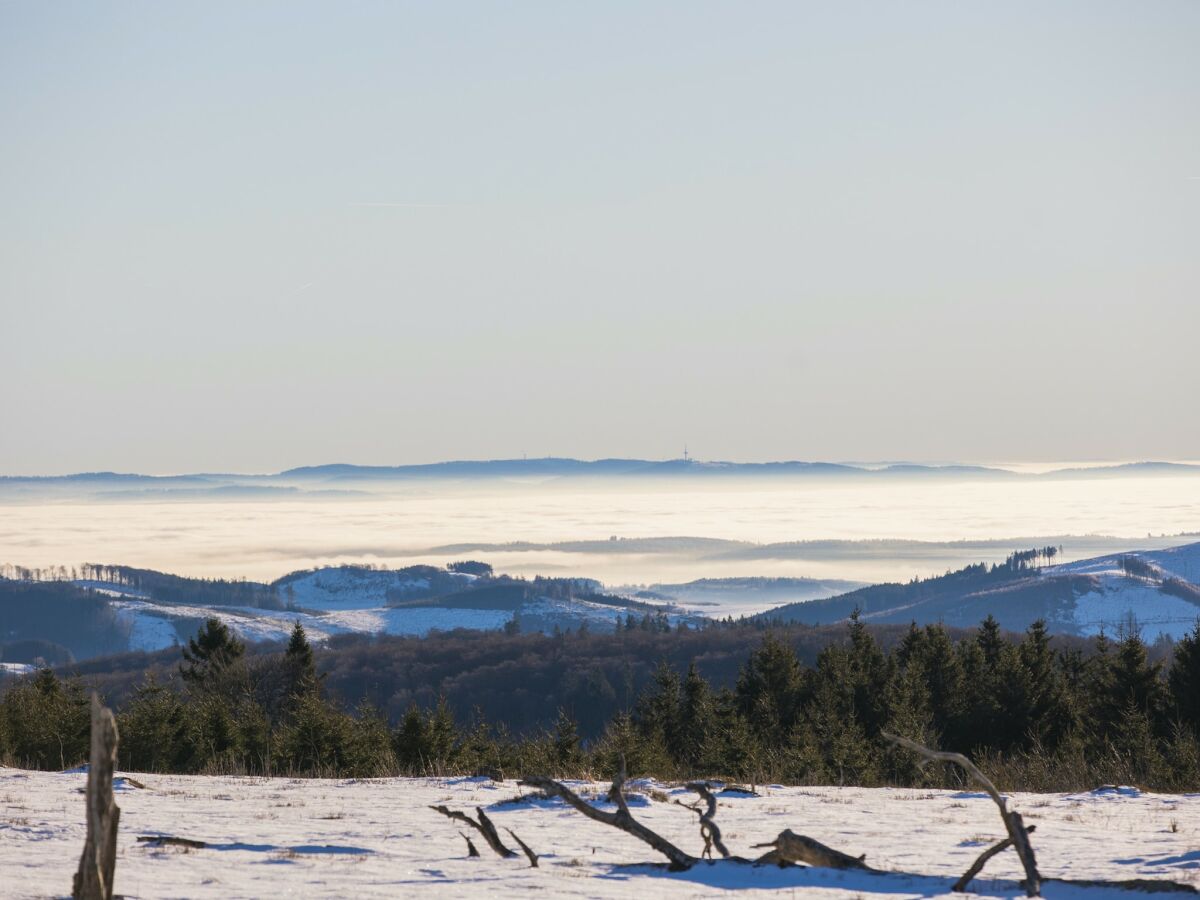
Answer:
678, 662, 715, 772
119, 676, 187, 773
180, 617, 245, 688
919, 624, 968, 748
552, 708, 582, 772
635, 661, 683, 760
846, 610, 890, 735
1168, 622, 1200, 734
393, 704, 430, 771
1018, 620, 1072, 748
736, 633, 804, 745
285, 621, 318, 699
1107, 629, 1167, 733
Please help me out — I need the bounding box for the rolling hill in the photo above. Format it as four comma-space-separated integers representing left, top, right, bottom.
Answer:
755, 542, 1200, 640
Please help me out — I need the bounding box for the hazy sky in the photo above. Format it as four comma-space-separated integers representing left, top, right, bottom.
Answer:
2, 2, 1197, 475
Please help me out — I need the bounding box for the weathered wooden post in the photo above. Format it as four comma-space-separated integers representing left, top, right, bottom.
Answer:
72, 694, 121, 900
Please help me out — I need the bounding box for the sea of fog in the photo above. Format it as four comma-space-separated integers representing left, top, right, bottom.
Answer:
2, 473, 1198, 587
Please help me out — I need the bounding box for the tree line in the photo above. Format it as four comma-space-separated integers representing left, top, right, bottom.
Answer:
1, 612, 1198, 790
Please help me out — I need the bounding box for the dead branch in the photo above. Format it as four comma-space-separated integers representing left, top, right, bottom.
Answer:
682, 782, 730, 859
519, 768, 699, 871
752, 829, 873, 870
953, 825, 1037, 892
430, 805, 516, 858
73, 695, 121, 900
137, 835, 208, 850
505, 827, 539, 867
458, 831, 480, 857
883, 731, 1041, 896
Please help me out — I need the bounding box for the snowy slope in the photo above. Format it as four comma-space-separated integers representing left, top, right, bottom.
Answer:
109, 597, 515, 652
1048, 543, 1200, 640
760, 541, 1200, 641
2, 769, 1198, 899
277, 566, 462, 611
64, 563, 688, 653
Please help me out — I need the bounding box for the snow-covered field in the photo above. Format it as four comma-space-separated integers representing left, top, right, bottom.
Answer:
2, 769, 1197, 899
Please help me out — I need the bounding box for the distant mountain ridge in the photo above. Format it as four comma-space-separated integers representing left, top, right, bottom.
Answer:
3, 458, 1199, 497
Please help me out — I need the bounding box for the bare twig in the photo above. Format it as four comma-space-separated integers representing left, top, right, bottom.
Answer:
882, 731, 1041, 896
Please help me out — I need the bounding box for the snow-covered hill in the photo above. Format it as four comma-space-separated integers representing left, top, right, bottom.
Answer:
77, 565, 688, 654
1043, 543, 1200, 640
760, 541, 1200, 641
2, 768, 1197, 899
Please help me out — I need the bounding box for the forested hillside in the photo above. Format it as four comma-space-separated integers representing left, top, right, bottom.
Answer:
2, 613, 1197, 793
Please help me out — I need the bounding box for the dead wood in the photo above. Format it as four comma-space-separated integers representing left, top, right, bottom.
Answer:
752, 829, 873, 870
137, 835, 208, 850
679, 782, 730, 859
458, 831, 480, 857
953, 825, 1037, 892
72, 695, 121, 900
506, 827, 539, 867
519, 768, 699, 871
883, 731, 1041, 896
430, 805, 516, 858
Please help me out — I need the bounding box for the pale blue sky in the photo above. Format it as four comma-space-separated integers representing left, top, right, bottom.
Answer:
2, 2, 1197, 474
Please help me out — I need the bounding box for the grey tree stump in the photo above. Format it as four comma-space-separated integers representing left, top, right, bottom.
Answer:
72, 694, 121, 900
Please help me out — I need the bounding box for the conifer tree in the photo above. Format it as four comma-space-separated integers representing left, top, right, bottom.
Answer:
846, 610, 890, 735
1107, 629, 1167, 733
1019, 620, 1072, 748
1168, 622, 1200, 734
393, 704, 430, 771
284, 621, 318, 699
424, 696, 460, 771
180, 617, 245, 688
918, 623, 968, 747
119, 676, 187, 772
552, 708, 582, 772
678, 662, 715, 772
636, 661, 682, 759
736, 633, 804, 745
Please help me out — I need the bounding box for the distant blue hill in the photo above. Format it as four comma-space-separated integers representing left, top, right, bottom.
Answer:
2, 459, 1198, 490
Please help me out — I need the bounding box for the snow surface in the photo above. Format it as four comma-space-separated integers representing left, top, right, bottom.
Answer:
108, 597, 515, 651
279, 568, 445, 611
73, 580, 152, 599
1045, 544, 1200, 640
1071, 579, 1200, 640
1, 769, 1198, 899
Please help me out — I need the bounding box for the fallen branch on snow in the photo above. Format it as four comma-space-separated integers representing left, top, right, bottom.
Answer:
882, 731, 1041, 896
429, 804, 537, 866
